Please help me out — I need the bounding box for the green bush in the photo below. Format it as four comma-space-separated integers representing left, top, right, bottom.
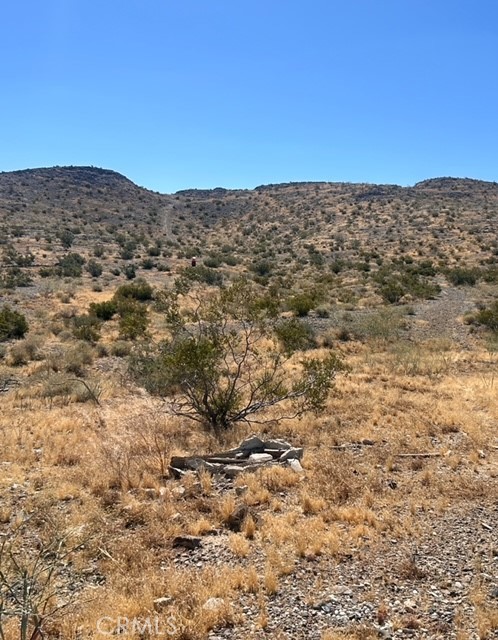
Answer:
129, 280, 345, 435
123, 264, 136, 279
117, 299, 149, 340
180, 265, 223, 287
115, 278, 153, 301
86, 259, 103, 278
204, 255, 222, 268
475, 301, 498, 333
446, 267, 478, 286
274, 318, 316, 355
287, 293, 315, 317
89, 300, 117, 321
250, 259, 272, 277
0, 267, 33, 289
56, 253, 85, 277
0, 306, 28, 342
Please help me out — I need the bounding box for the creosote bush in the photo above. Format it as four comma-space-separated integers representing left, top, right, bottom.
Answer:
129, 280, 345, 435
0, 306, 29, 342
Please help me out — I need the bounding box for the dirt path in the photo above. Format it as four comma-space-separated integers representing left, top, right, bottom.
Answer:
408, 284, 476, 348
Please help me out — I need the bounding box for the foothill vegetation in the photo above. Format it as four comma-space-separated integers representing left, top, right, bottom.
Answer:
0, 167, 497, 639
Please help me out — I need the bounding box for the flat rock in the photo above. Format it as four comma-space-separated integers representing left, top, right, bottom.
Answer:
279, 447, 304, 461
248, 453, 273, 463
153, 596, 173, 612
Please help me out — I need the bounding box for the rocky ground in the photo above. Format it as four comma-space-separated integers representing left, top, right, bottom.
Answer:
409, 284, 476, 348
165, 449, 498, 640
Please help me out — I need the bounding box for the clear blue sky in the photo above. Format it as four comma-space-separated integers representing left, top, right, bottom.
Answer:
1, 1, 497, 192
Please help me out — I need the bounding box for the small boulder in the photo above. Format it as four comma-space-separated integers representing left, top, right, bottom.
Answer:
288, 459, 304, 474
203, 597, 225, 612
248, 453, 273, 463
154, 597, 173, 612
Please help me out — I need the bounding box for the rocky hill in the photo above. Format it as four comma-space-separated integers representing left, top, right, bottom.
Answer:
1, 166, 498, 302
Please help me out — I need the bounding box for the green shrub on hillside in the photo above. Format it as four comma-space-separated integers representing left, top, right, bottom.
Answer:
0, 306, 29, 342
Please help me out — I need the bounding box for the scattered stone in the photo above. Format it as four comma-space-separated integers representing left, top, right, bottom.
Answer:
225, 505, 248, 532
153, 596, 173, 612
288, 459, 304, 473
235, 485, 248, 496
203, 597, 225, 612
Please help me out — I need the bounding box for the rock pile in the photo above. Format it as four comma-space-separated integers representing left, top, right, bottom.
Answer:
169, 435, 304, 478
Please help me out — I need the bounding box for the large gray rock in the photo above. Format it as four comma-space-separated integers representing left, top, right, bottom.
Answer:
237, 435, 265, 452
263, 438, 292, 450
279, 447, 304, 461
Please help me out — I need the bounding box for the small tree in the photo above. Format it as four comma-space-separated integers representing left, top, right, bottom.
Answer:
130, 281, 345, 435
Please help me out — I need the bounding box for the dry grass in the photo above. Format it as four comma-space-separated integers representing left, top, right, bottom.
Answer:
1, 243, 497, 638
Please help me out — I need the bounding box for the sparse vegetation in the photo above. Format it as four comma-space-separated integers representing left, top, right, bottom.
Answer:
0, 168, 497, 639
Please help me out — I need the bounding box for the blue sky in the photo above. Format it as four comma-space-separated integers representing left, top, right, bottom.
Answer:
1, 1, 497, 192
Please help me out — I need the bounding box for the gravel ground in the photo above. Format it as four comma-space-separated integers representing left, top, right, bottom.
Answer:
408, 285, 476, 348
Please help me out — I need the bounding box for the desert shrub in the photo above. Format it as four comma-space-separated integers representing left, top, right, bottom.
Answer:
180, 265, 223, 287
57, 229, 75, 248
0, 306, 28, 341
109, 340, 132, 357
119, 243, 136, 260
315, 306, 330, 318
7, 335, 42, 365
56, 253, 85, 277
63, 342, 95, 376
223, 254, 238, 266
355, 307, 407, 342
71, 314, 101, 343
475, 301, 498, 334
115, 278, 153, 301
129, 280, 345, 435
250, 259, 272, 277
482, 267, 498, 283
116, 299, 149, 340
445, 267, 478, 286
0, 267, 33, 289
89, 300, 117, 321
204, 255, 222, 268
123, 264, 136, 279
376, 267, 440, 303
274, 318, 316, 355
287, 293, 316, 317
39, 267, 55, 278
86, 259, 103, 278
141, 258, 155, 270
